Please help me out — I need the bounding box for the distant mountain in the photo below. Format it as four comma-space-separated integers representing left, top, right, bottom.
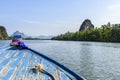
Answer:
32, 35, 53, 39
11, 31, 28, 38
37, 35, 53, 39
11, 31, 53, 39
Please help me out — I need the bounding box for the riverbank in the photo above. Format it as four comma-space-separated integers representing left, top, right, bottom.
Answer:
52, 24, 120, 42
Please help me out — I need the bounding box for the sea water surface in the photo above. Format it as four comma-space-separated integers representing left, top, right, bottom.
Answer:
0, 40, 120, 80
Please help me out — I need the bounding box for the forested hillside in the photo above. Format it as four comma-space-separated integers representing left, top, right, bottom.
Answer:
52, 23, 120, 42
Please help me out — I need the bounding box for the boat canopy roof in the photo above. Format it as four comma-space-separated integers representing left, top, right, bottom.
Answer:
13, 35, 22, 38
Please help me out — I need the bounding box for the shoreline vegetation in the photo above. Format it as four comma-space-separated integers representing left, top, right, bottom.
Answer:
8, 37, 51, 40
52, 22, 120, 42
24, 38, 51, 40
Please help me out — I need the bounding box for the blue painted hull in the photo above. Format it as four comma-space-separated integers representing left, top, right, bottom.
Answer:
0, 46, 84, 80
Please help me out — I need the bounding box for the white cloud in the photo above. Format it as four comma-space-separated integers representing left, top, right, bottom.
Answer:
107, 4, 120, 10
23, 20, 42, 24
22, 19, 80, 35
104, 3, 120, 24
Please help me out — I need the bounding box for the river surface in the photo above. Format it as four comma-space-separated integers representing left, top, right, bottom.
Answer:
0, 40, 120, 80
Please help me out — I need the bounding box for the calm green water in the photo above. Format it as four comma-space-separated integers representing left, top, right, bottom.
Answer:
1, 40, 120, 80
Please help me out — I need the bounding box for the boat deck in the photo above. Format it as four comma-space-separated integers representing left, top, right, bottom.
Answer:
0, 46, 83, 80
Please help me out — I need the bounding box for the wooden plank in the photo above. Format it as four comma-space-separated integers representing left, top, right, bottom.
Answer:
9, 50, 27, 80
0, 47, 81, 80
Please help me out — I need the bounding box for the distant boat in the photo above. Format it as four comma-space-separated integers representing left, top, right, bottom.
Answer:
1, 39, 85, 80
10, 35, 22, 46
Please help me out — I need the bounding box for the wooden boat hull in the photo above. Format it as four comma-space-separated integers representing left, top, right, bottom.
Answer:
0, 46, 84, 80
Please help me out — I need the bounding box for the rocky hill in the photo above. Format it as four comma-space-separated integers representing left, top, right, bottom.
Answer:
79, 19, 94, 31
0, 26, 8, 40
11, 31, 27, 38
12, 31, 52, 39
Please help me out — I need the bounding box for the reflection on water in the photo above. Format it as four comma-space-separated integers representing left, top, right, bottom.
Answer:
79, 44, 94, 79
1, 40, 120, 80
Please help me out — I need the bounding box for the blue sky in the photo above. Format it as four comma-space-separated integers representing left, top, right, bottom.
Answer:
0, 0, 120, 36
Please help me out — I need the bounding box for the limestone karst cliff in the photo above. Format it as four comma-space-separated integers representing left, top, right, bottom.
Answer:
0, 26, 8, 40
79, 19, 94, 31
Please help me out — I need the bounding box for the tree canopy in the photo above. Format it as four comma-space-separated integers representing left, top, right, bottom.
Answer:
52, 23, 120, 42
